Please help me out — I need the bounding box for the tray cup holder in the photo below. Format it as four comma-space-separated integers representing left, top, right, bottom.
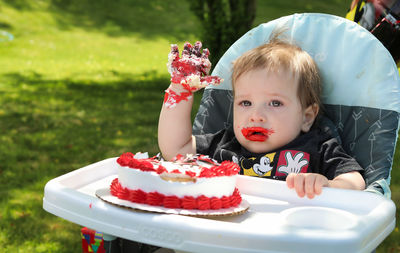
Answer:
282, 206, 358, 230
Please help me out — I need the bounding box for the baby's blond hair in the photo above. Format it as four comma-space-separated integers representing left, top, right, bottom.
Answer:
232, 37, 322, 110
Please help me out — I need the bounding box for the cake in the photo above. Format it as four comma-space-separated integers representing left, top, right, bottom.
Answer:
109, 152, 242, 211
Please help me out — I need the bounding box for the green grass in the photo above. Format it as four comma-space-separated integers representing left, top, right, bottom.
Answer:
0, 0, 399, 252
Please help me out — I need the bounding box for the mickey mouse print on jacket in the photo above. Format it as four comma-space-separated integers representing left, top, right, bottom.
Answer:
239, 150, 310, 179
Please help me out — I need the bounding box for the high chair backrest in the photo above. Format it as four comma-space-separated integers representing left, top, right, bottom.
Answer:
193, 13, 400, 198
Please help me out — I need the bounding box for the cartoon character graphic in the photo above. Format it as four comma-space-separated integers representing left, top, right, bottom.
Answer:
276, 151, 309, 176
253, 156, 273, 176
241, 153, 276, 177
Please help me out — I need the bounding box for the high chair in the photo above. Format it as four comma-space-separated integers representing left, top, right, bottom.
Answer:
193, 13, 400, 198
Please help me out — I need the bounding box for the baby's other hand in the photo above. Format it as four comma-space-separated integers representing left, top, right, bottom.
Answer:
167, 41, 222, 92
286, 173, 329, 199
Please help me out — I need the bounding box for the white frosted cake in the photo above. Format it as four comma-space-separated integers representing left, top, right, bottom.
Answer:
110, 152, 242, 210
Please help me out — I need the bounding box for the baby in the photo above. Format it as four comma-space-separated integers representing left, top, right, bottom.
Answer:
158, 39, 365, 199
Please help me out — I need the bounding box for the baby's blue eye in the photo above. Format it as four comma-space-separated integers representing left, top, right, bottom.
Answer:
240, 100, 252, 106
269, 100, 282, 107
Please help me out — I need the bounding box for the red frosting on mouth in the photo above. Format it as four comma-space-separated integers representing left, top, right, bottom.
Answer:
241, 127, 274, 142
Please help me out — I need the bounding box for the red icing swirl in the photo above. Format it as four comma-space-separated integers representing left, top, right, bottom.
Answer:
220, 196, 231, 209
116, 153, 240, 179
110, 178, 120, 196
164, 196, 181, 208
130, 189, 146, 204
156, 165, 167, 174
181, 196, 197, 209
210, 197, 222, 210
230, 188, 242, 207
110, 178, 242, 210
185, 171, 196, 177
198, 161, 239, 178
197, 195, 211, 210
117, 152, 156, 172
146, 192, 164, 206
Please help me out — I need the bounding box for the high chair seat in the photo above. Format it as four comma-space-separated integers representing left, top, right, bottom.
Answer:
193, 13, 400, 197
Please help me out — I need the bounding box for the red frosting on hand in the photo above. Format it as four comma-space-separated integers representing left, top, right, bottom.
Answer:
163, 88, 193, 108
167, 41, 222, 91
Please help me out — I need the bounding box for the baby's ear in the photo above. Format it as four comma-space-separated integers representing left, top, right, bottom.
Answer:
301, 103, 319, 132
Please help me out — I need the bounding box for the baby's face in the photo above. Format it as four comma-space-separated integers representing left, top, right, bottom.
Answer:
233, 69, 314, 154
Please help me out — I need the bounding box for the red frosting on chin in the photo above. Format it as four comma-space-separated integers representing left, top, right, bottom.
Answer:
110, 178, 242, 210
241, 127, 274, 142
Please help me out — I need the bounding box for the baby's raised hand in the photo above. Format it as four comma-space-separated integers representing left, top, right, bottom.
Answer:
286, 173, 329, 199
167, 41, 222, 92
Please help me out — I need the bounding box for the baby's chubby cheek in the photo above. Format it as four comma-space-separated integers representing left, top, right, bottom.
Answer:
235, 125, 242, 135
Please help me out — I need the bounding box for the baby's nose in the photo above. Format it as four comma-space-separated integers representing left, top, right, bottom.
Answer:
250, 109, 266, 122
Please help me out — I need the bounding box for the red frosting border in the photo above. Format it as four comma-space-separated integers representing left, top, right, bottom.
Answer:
110, 178, 242, 210
116, 152, 240, 178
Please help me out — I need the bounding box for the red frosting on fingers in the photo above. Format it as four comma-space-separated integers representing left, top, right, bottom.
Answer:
167, 41, 222, 88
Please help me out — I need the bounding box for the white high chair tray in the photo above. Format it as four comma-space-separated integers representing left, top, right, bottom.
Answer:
43, 158, 396, 253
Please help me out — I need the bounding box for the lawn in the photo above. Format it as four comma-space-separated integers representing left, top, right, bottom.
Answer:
0, 0, 398, 252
